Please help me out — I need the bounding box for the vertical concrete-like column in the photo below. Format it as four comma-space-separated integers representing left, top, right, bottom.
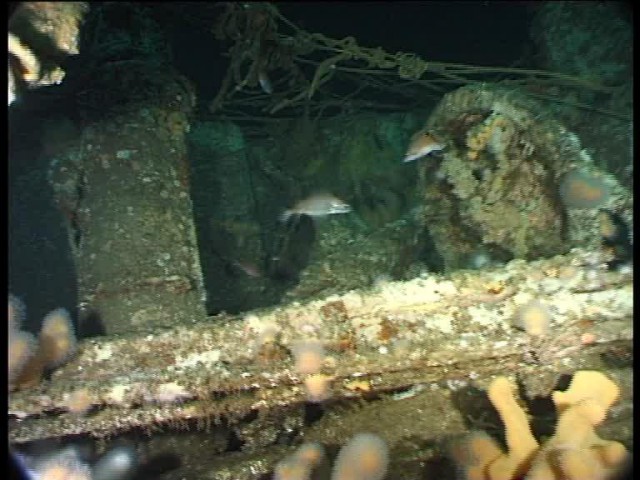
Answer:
49, 70, 206, 334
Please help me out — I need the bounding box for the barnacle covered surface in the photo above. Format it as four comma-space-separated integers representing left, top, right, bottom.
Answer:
420, 85, 632, 271
8, 3, 633, 478
47, 67, 205, 335
8, 248, 632, 478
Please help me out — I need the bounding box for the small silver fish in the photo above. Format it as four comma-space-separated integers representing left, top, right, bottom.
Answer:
258, 69, 273, 94
403, 130, 445, 162
280, 192, 352, 222
232, 260, 262, 278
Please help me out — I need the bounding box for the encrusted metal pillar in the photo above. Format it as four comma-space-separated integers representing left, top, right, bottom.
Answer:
49, 67, 206, 334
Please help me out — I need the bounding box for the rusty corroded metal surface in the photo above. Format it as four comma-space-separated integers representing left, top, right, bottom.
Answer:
9, 248, 632, 452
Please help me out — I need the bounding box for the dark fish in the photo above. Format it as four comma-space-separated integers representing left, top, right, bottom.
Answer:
598, 209, 632, 270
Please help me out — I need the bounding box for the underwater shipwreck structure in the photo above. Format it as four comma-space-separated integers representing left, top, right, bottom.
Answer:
8, 248, 634, 478
9, 2, 632, 479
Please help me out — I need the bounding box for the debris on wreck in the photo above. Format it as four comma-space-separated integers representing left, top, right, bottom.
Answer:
414, 85, 632, 272
8, 248, 632, 479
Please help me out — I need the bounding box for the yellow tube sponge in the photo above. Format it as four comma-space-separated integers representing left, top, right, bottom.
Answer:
551, 370, 620, 415
450, 431, 504, 480
559, 447, 608, 480
453, 371, 628, 480
550, 399, 604, 448
486, 377, 539, 480
592, 442, 629, 468
530, 373, 629, 480
522, 399, 607, 480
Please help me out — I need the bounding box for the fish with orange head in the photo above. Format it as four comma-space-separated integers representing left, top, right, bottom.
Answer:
403, 130, 445, 162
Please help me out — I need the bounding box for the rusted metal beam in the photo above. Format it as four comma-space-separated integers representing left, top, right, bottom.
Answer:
9, 248, 632, 447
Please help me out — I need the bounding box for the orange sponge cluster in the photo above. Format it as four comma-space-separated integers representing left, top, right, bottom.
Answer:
453, 371, 629, 480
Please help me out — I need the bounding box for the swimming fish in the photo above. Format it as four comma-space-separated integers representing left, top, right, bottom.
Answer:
231, 260, 262, 278
597, 209, 633, 270
280, 192, 352, 222
403, 130, 445, 162
258, 69, 273, 94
